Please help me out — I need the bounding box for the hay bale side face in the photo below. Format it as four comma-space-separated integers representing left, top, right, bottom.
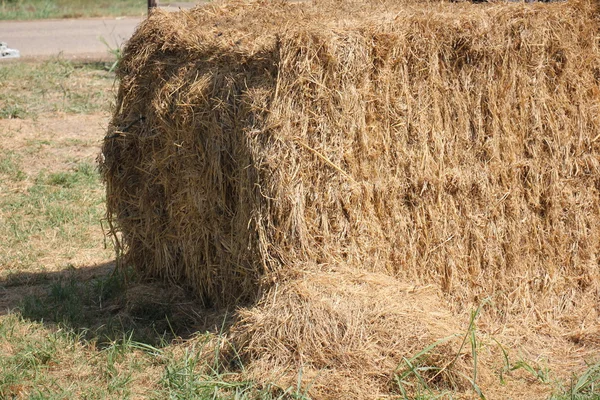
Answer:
102, 0, 600, 316
102, 9, 280, 304
259, 2, 600, 319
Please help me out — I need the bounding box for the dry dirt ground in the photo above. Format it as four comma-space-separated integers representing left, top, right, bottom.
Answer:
1, 113, 108, 176
0, 113, 113, 272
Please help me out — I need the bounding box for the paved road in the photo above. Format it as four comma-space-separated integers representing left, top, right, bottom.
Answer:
0, 17, 143, 60
0, 3, 198, 61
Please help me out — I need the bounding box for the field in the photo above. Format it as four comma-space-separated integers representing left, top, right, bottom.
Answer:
0, 57, 597, 400
0, 0, 145, 20
1, 0, 600, 398
0, 59, 310, 399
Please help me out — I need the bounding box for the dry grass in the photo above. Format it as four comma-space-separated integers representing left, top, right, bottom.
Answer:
0, 114, 113, 276
101, 0, 600, 398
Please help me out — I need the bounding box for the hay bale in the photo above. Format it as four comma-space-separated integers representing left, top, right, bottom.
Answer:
103, 0, 600, 311
100, 0, 600, 396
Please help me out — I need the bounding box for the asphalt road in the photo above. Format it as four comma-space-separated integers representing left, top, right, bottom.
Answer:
0, 17, 142, 60
0, 4, 198, 61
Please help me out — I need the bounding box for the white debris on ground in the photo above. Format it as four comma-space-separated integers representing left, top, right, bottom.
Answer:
0, 42, 20, 59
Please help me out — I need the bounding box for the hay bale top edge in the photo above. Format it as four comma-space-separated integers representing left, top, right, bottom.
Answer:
121, 0, 594, 66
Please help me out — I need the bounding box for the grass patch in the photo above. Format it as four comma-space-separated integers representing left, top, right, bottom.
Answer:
21, 275, 165, 345
0, 268, 311, 399
0, 151, 26, 180
17, 267, 198, 346
0, 58, 115, 119
0, 312, 156, 398
550, 362, 600, 400
0, 161, 107, 271
0, 57, 114, 272
0, 0, 145, 20
0, 310, 312, 399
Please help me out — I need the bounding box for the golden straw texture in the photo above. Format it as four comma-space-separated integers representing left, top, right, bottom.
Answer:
101, 1, 600, 396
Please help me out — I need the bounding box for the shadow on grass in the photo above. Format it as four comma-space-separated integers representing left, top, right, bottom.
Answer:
0, 261, 232, 348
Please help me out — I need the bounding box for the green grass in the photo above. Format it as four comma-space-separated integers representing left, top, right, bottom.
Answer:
0, 0, 146, 20
0, 309, 312, 399
1, 266, 314, 398
0, 58, 115, 119
0, 151, 26, 180
0, 266, 311, 398
0, 59, 116, 274
0, 160, 107, 271
17, 267, 198, 346
550, 361, 600, 400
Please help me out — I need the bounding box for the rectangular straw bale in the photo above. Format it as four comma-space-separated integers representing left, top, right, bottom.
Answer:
101, 0, 600, 316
